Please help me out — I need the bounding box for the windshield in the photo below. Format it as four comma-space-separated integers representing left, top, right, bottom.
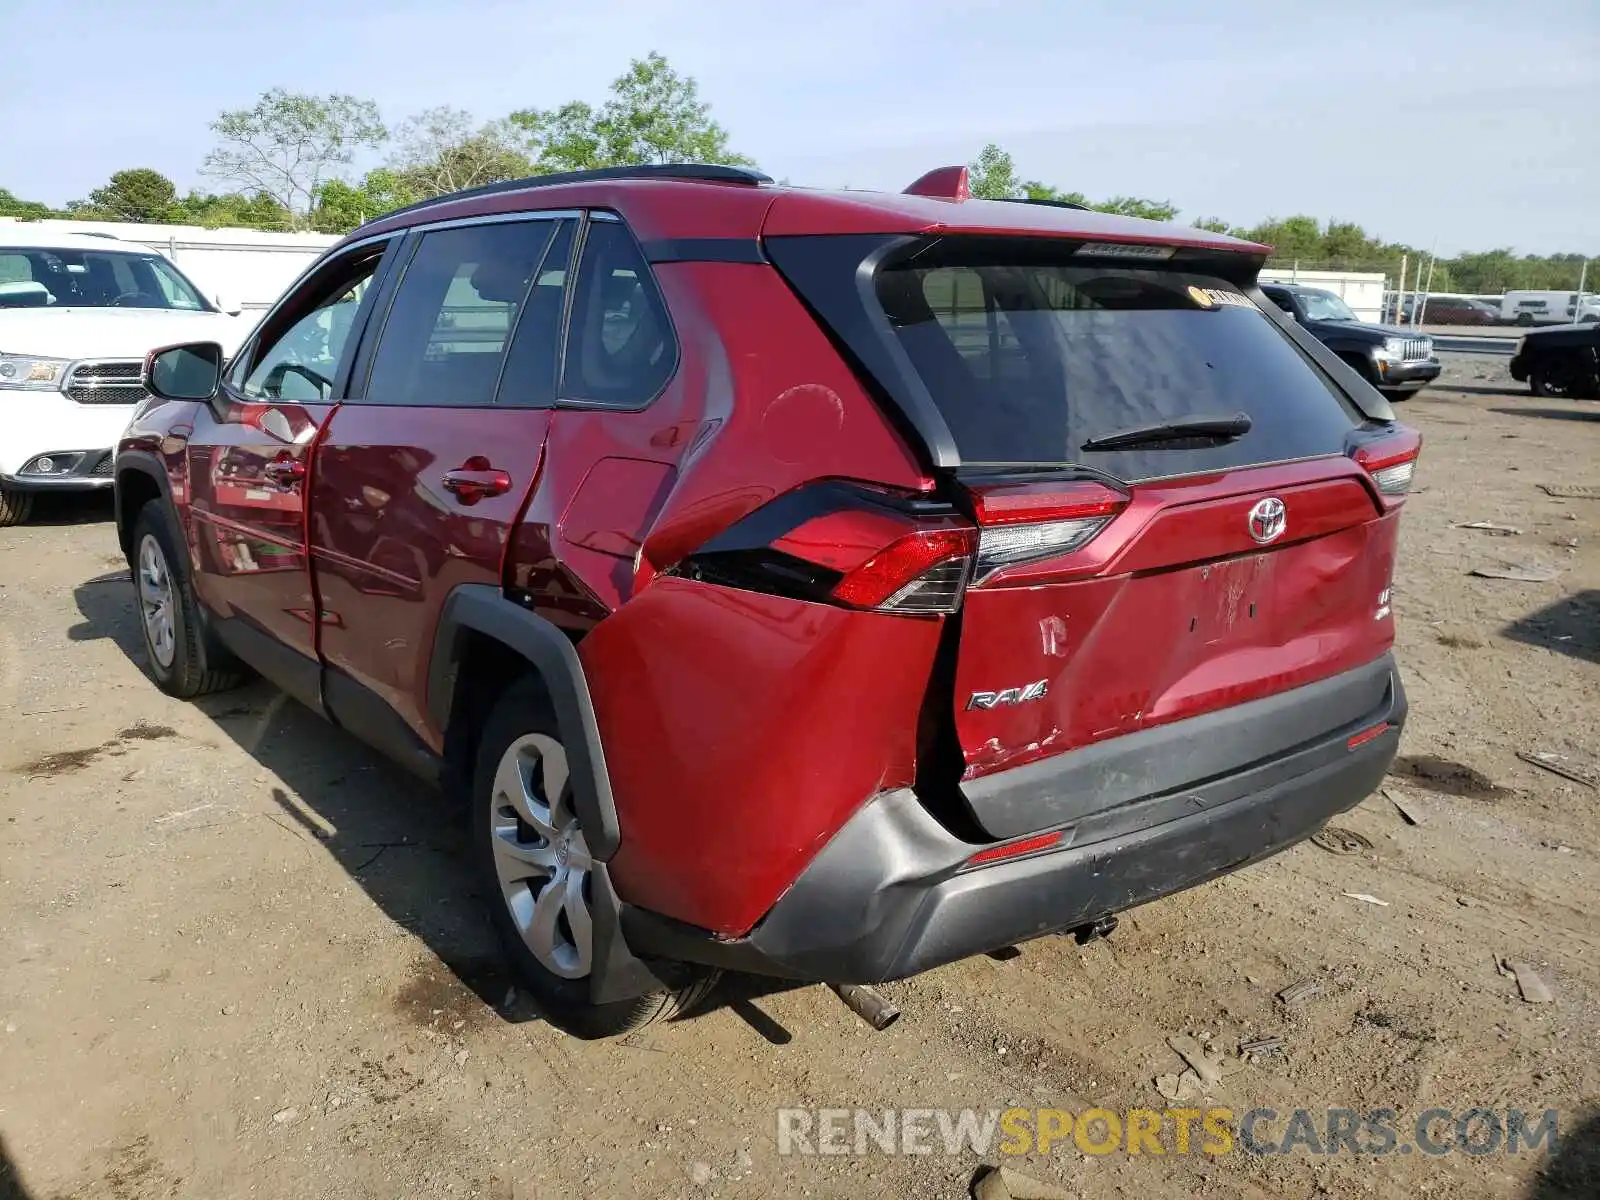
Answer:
0, 247, 212, 311
1297, 289, 1357, 322
876, 253, 1360, 480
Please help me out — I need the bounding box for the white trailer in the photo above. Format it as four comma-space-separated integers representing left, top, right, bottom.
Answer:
1501, 290, 1600, 326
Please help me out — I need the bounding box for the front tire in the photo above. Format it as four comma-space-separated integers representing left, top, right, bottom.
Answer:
0, 486, 34, 527
472, 676, 717, 1039
129, 504, 245, 697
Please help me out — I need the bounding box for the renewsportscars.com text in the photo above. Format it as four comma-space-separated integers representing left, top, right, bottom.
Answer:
775, 1106, 1563, 1158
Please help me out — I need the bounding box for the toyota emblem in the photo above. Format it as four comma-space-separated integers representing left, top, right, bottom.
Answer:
1248, 497, 1287, 545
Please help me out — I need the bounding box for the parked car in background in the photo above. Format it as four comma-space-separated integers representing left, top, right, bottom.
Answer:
1510, 322, 1600, 398
0, 228, 247, 525
1261, 282, 1439, 399
1415, 296, 1502, 326
117, 163, 1418, 1038
1502, 290, 1600, 326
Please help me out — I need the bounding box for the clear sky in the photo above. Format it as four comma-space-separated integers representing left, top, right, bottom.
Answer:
5, 0, 1596, 254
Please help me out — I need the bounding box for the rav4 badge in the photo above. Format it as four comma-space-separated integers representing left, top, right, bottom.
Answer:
967, 680, 1050, 710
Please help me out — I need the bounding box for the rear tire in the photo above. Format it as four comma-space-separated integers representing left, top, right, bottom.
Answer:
129, 504, 246, 697
472, 676, 718, 1039
1529, 371, 1574, 400
0, 486, 34, 527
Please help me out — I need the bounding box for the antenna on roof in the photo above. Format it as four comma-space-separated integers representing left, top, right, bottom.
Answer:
902, 166, 970, 202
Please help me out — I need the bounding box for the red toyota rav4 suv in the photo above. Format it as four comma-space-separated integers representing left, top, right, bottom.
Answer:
116, 163, 1417, 1038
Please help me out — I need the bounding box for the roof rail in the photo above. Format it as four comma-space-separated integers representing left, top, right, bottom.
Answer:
370, 163, 774, 225
999, 196, 1090, 212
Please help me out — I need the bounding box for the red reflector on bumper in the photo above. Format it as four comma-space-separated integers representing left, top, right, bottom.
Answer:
1346, 722, 1391, 750
966, 830, 1064, 867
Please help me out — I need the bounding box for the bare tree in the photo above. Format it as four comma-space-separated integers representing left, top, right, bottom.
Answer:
202, 88, 385, 228
389, 107, 535, 199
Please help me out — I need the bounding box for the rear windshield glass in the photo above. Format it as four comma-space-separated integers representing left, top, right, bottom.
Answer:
876, 256, 1360, 481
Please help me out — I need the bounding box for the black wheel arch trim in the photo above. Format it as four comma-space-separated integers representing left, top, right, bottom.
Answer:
427, 584, 620, 860
429, 586, 678, 1005
113, 449, 178, 556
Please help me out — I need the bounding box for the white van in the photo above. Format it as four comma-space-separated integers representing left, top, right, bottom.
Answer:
1501, 291, 1600, 326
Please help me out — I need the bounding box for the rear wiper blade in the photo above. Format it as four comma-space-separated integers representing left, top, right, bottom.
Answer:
1081, 412, 1252, 452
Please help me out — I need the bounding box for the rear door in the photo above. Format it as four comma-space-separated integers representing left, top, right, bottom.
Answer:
185, 239, 393, 707
869, 247, 1406, 785
308, 213, 574, 752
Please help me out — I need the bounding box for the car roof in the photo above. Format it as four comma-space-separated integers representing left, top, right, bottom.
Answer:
344, 166, 1268, 258
0, 224, 141, 253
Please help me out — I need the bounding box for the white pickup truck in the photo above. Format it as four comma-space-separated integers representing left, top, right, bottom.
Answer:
0, 228, 250, 525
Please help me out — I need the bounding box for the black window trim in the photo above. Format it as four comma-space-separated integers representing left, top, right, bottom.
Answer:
553, 208, 681, 414
491, 216, 576, 409
344, 211, 575, 409
224, 233, 400, 404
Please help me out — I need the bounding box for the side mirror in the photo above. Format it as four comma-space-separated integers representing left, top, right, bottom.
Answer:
145, 341, 225, 402
214, 293, 243, 317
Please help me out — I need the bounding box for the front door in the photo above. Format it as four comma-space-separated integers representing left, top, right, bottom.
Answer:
309, 215, 575, 751
185, 240, 393, 707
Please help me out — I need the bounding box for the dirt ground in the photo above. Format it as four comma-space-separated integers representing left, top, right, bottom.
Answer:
2, 356, 1597, 1200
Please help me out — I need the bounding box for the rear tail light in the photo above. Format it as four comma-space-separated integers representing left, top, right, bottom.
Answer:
667, 483, 977, 615
829, 527, 976, 613
968, 481, 1128, 582
1350, 426, 1422, 507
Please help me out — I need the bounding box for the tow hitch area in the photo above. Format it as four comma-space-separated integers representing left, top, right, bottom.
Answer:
1070, 915, 1119, 945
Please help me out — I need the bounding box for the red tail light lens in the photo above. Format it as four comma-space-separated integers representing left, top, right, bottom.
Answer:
967, 481, 1128, 581
830, 527, 977, 613
668, 482, 978, 615
1351, 426, 1422, 506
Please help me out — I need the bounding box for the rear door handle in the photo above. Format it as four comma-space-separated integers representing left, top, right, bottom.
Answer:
263, 458, 306, 488
442, 457, 512, 505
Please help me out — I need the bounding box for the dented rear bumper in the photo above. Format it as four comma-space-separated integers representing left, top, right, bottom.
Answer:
622, 654, 1406, 983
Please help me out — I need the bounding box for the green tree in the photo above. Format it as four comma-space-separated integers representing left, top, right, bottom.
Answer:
968, 143, 1021, 199
389, 107, 535, 198
1093, 195, 1178, 221
202, 88, 386, 228
83, 168, 179, 223
1243, 215, 1325, 261
173, 190, 294, 230
511, 53, 753, 172
1192, 216, 1235, 234
0, 188, 58, 219
311, 169, 419, 233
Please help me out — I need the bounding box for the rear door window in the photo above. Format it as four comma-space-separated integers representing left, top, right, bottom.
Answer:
877, 252, 1361, 481
365, 219, 559, 407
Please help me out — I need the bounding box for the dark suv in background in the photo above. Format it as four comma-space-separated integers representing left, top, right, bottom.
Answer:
117, 163, 1418, 1037
1262, 282, 1440, 399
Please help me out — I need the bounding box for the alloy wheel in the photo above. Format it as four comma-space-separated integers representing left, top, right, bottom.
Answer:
489, 733, 593, 980
137, 534, 177, 669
